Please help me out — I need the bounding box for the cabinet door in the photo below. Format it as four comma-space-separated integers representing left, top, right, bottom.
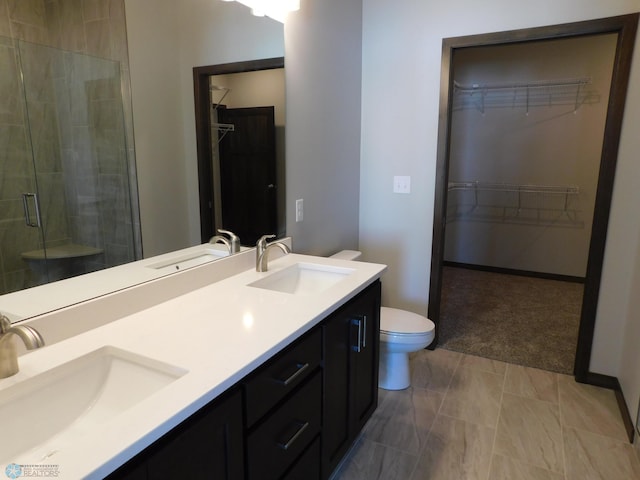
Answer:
146, 389, 244, 480
322, 280, 381, 479
322, 306, 352, 477
349, 281, 381, 434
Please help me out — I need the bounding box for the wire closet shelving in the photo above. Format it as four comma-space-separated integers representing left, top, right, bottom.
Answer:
447, 181, 583, 227
452, 77, 596, 114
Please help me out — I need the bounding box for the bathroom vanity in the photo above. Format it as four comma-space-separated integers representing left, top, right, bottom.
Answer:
0, 250, 386, 480
107, 280, 380, 480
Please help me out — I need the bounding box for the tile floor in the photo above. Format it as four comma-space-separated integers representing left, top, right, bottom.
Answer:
331, 348, 640, 480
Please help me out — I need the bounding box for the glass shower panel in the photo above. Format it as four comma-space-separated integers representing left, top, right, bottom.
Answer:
0, 36, 46, 294
17, 40, 136, 287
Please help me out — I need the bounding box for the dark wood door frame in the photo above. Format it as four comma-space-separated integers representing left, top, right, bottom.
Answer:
193, 57, 285, 243
428, 14, 638, 383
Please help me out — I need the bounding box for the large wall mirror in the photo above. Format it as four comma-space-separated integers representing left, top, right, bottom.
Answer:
0, 0, 285, 321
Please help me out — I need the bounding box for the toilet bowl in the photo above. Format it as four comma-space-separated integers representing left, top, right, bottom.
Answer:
330, 250, 436, 390
379, 307, 435, 390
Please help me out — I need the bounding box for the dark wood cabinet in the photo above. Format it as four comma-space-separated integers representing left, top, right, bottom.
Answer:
322, 281, 381, 478
106, 280, 381, 480
246, 372, 322, 480
244, 328, 322, 428
283, 436, 321, 480
106, 388, 244, 480
147, 388, 244, 479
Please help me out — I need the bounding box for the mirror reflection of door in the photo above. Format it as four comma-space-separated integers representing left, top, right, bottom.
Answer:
193, 58, 285, 248
217, 106, 277, 245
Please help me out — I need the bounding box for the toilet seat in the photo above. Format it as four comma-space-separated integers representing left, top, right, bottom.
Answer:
380, 307, 435, 335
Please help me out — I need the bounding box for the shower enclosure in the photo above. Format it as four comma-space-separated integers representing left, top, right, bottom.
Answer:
0, 36, 139, 294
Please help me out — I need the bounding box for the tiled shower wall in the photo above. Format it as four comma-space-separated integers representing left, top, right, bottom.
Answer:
0, 0, 141, 294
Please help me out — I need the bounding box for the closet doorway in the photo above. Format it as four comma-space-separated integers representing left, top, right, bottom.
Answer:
428, 15, 638, 382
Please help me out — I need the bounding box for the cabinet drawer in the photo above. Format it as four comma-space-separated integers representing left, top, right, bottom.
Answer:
245, 328, 321, 427
247, 371, 322, 480
283, 436, 321, 480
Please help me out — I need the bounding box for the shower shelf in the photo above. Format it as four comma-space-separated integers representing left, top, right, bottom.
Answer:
453, 77, 595, 114
447, 181, 583, 227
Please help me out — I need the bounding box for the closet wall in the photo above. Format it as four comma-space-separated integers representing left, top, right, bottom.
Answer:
444, 34, 617, 277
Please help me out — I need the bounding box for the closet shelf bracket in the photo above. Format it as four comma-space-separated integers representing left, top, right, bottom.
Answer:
210, 84, 234, 142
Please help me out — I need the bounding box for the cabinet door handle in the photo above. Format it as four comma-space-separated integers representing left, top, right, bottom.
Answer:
277, 362, 309, 386
277, 421, 309, 451
362, 314, 367, 349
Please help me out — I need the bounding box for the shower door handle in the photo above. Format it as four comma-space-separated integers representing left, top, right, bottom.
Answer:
22, 193, 42, 228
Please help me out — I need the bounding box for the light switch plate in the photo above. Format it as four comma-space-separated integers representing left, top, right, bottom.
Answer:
295, 198, 304, 222
393, 176, 411, 194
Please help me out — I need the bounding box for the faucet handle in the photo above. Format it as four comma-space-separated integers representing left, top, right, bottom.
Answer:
257, 234, 276, 247
218, 229, 241, 253
218, 229, 236, 238
0, 313, 10, 331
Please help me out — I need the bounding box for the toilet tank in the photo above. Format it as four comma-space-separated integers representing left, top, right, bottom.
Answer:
329, 250, 362, 261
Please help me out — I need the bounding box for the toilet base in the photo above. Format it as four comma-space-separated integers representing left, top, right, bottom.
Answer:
379, 351, 411, 390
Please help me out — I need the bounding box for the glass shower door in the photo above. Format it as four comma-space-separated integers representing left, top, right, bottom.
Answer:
17, 40, 137, 288
0, 35, 48, 294
0, 38, 137, 296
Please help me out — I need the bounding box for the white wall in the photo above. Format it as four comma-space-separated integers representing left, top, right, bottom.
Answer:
125, 0, 284, 256
360, 0, 640, 423
284, 0, 363, 255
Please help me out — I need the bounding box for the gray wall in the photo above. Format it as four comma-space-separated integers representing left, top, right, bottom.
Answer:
284, 0, 363, 254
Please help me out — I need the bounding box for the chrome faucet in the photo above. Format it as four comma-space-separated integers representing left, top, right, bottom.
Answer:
209, 229, 241, 254
256, 235, 291, 272
0, 314, 45, 378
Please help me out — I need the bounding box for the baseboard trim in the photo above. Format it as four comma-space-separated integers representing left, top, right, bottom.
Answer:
443, 261, 585, 284
577, 372, 635, 443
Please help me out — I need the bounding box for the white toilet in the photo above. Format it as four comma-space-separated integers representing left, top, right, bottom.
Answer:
330, 250, 436, 390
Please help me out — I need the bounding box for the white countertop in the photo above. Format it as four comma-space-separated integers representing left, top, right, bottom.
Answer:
1, 243, 235, 322
0, 253, 386, 479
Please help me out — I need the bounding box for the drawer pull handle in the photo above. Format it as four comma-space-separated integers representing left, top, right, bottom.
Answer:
279, 362, 310, 386
277, 421, 309, 451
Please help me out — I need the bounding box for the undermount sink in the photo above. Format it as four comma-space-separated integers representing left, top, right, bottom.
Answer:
248, 262, 354, 295
0, 346, 186, 464
146, 248, 228, 272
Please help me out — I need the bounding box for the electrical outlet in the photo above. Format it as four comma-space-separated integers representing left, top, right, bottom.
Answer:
295, 198, 304, 222
393, 176, 411, 194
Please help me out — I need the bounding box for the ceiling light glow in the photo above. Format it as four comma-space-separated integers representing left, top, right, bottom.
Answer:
222, 0, 299, 23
